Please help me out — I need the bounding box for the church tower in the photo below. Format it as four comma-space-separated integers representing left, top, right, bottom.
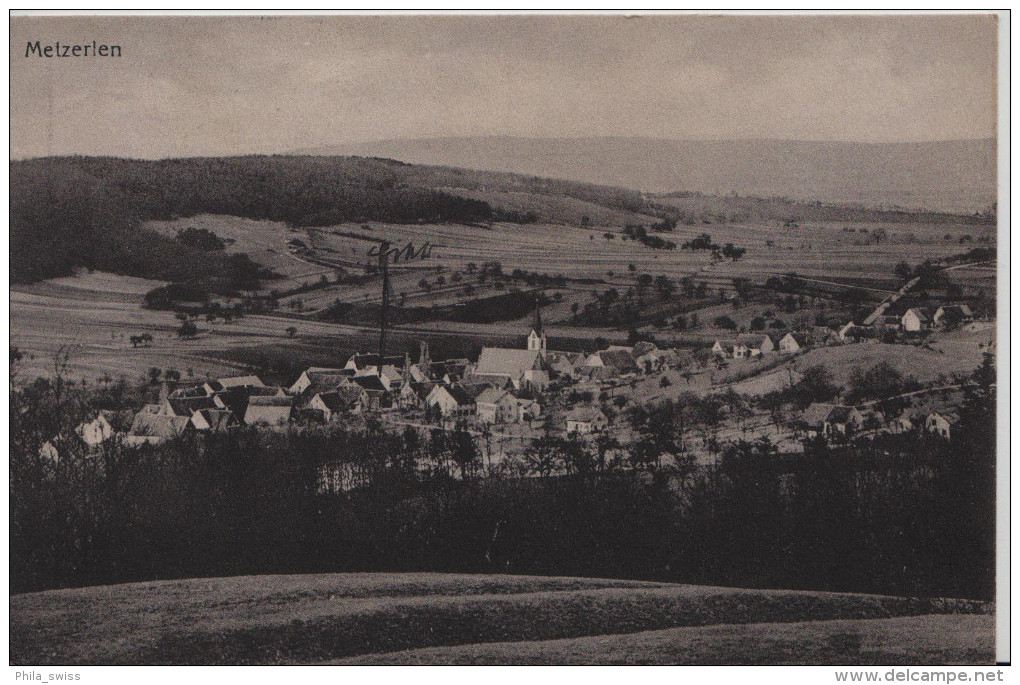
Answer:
527, 301, 547, 353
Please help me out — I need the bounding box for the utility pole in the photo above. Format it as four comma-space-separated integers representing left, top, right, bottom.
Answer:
367, 239, 433, 380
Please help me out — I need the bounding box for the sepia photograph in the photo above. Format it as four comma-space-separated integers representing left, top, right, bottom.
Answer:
8, 10, 1006, 670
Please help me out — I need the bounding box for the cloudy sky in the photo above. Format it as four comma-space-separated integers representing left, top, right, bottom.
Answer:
10, 13, 999, 159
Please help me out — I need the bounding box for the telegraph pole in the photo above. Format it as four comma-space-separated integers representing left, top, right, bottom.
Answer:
367, 240, 433, 379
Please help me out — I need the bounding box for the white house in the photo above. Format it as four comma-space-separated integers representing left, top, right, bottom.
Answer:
901, 308, 933, 332
778, 332, 807, 354
289, 367, 349, 395
426, 384, 477, 417
565, 406, 608, 434
475, 387, 519, 424
925, 411, 959, 439
75, 412, 116, 446
307, 388, 362, 422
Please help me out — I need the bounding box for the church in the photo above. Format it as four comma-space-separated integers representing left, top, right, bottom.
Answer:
469, 303, 550, 390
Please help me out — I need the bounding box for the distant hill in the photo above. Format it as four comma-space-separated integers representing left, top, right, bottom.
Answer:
299, 137, 997, 214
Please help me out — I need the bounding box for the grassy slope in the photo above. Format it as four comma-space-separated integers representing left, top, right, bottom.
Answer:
11, 572, 989, 666
334, 614, 995, 665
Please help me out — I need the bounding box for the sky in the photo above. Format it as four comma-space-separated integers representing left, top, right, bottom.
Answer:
9, 13, 999, 159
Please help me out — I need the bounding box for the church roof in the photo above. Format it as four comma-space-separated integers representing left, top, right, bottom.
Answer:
475, 347, 543, 378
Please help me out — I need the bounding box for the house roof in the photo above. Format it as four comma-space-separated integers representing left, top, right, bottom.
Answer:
782, 332, 809, 345
193, 409, 239, 431
826, 405, 859, 424
446, 384, 477, 406
904, 308, 931, 322
219, 375, 265, 388
475, 347, 543, 378
475, 387, 510, 404
801, 403, 836, 427
247, 395, 294, 408
736, 333, 772, 348
169, 383, 210, 399
929, 410, 961, 424
594, 349, 640, 372
408, 381, 437, 400
352, 374, 388, 392
130, 413, 190, 439
348, 353, 405, 370
301, 371, 353, 396
314, 390, 358, 412
167, 396, 219, 417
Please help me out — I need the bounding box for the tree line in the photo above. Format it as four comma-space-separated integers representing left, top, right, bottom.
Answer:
10, 355, 995, 600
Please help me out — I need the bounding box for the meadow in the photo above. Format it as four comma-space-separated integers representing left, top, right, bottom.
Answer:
10, 573, 991, 665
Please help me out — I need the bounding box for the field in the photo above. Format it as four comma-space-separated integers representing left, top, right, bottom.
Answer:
10, 572, 992, 666
9, 272, 626, 385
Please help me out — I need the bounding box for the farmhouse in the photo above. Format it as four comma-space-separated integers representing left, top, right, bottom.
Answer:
838, 321, 868, 342
243, 396, 293, 426
163, 395, 219, 418
925, 411, 959, 439
399, 381, 436, 409
565, 406, 608, 434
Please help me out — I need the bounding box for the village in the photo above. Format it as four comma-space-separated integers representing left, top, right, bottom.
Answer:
49, 288, 991, 471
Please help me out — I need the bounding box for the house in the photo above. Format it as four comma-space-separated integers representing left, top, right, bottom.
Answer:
216, 375, 265, 389
163, 395, 219, 418
823, 406, 864, 438
289, 368, 351, 395
737, 333, 775, 357
585, 349, 640, 375
344, 353, 405, 377
399, 381, 437, 409
809, 327, 840, 346
473, 347, 549, 390
516, 397, 542, 420
798, 403, 836, 438
190, 408, 240, 432
351, 374, 392, 411
426, 384, 477, 417
545, 351, 585, 379
925, 411, 959, 439
126, 412, 191, 446
243, 396, 293, 426
933, 305, 974, 328
475, 387, 519, 424
565, 406, 608, 434
890, 412, 914, 434
778, 332, 808, 354
901, 308, 933, 332
74, 412, 116, 446
712, 339, 738, 358
308, 387, 363, 422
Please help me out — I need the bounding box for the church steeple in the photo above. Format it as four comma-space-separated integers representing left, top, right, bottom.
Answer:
527, 300, 546, 353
